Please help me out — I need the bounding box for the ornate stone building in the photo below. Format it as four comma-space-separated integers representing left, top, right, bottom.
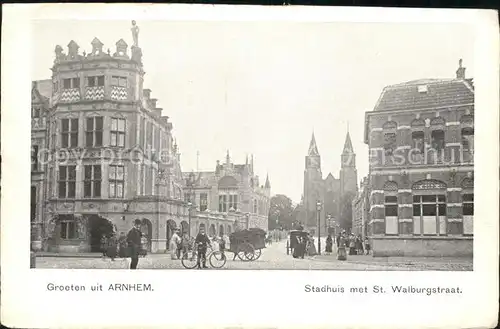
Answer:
181, 152, 271, 234
364, 59, 474, 256
31, 23, 196, 253
301, 132, 358, 233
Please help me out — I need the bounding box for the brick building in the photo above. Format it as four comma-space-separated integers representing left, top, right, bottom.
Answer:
181, 152, 270, 234
352, 176, 370, 238
30, 24, 201, 253
364, 60, 474, 256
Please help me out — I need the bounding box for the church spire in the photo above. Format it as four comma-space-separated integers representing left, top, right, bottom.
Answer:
265, 174, 271, 189
308, 132, 320, 156
342, 131, 354, 154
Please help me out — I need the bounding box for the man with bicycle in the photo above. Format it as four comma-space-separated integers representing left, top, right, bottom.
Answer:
195, 227, 211, 269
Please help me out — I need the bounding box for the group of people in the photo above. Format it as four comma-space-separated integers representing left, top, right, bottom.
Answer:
292, 234, 318, 259
100, 227, 148, 262
335, 231, 371, 261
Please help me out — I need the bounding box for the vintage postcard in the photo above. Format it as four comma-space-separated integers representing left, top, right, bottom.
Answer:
1, 4, 499, 329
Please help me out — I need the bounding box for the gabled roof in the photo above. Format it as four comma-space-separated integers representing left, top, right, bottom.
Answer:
342, 131, 354, 154
308, 132, 320, 156
373, 78, 474, 112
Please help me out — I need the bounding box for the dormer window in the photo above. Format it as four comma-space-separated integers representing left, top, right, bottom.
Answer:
87, 76, 105, 87
63, 78, 80, 89
417, 85, 428, 93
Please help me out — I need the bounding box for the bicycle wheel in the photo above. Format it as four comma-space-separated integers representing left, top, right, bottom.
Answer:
181, 250, 198, 269
209, 251, 227, 268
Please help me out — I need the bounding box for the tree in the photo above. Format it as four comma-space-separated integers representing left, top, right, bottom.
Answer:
268, 194, 296, 230
339, 192, 355, 231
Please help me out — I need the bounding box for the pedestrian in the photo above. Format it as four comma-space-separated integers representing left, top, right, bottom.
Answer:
106, 232, 118, 261
100, 234, 107, 258
180, 232, 190, 259
364, 237, 371, 255
307, 235, 317, 257
337, 233, 347, 261
169, 229, 181, 260
195, 227, 211, 269
218, 233, 226, 260
349, 234, 356, 255
127, 219, 142, 269
325, 234, 333, 255
356, 235, 364, 255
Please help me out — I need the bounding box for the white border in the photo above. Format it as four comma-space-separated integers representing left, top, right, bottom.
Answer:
1, 4, 499, 328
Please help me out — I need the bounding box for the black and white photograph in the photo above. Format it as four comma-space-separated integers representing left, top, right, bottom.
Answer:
2, 4, 499, 329
27, 18, 480, 272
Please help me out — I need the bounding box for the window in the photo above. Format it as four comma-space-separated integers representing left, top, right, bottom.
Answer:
411, 131, 425, 161
87, 76, 105, 87
111, 118, 126, 147
431, 130, 445, 151
229, 194, 238, 211
63, 78, 80, 89
84, 165, 101, 198
111, 76, 127, 87
61, 118, 79, 148
184, 193, 192, 203
85, 117, 103, 147
31, 145, 39, 171
462, 128, 474, 162
58, 165, 76, 198
199, 193, 208, 211
59, 215, 77, 239
384, 195, 398, 234
413, 194, 446, 235
53, 81, 58, 93
140, 117, 146, 148
31, 186, 36, 222
109, 165, 124, 198
32, 107, 40, 118
218, 195, 227, 212
253, 199, 258, 213
383, 133, 396, 156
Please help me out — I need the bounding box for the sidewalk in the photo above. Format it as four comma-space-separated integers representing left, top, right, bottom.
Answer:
36, 251, 101, 258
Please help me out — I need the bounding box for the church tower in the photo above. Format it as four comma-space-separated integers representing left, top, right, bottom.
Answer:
340, 131, 358, 197
303, 133, 325, 228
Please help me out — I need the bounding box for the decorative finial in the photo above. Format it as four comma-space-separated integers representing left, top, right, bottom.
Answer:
131, 20, 139, 47
459, 58, 463, 68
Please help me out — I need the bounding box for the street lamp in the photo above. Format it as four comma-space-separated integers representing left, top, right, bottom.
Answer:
316, 200, 322, 255
327, 214, 332, 235
186, 172, 196, 237
245, 213, 250, 230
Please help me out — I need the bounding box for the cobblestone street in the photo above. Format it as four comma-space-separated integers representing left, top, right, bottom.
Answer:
35, 239, 472, 271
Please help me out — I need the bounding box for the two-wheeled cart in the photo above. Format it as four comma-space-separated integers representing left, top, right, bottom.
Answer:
229, 228, 266, 261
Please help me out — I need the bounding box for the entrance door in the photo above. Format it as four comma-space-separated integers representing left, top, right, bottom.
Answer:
141, 218, 153, 251
88, 215, 114, 252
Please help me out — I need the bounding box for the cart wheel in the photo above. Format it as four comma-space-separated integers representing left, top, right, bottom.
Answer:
181, 251, 198, 269
252, 248, 262, 261
209, 251, 227, 268
237, 243, 255, 262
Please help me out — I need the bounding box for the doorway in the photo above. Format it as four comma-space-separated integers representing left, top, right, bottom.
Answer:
88, 215, 114, 252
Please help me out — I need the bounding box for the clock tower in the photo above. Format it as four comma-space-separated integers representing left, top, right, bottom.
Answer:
303, 133, 325, 228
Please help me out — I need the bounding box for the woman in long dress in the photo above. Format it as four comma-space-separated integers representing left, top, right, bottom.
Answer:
307, 236, 317, 256
169, 229, 181, 260
337, 233, 347, 261
325, 234, 333, 255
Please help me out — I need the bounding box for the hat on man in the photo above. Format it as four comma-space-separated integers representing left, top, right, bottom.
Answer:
134, 219, 142, 225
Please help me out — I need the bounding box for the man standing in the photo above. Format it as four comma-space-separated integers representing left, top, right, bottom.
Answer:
195, 227, 211, 269
127, 219, 142, 269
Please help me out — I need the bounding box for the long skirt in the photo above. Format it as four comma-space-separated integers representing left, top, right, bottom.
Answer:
169, 242, 178, 260
337, 247, 347, 261
349, 247, 356, 255
325, 243, 333, 253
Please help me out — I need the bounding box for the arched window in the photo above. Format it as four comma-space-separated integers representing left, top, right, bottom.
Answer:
384, 181, 398, 235
412, 180, 447, 236
383, 121, 397, 157
461, 127, 474, 162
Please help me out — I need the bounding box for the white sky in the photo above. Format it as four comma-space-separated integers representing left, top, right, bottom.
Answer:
31, 20, 474, 203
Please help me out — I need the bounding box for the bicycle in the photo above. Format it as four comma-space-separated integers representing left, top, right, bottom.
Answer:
181, 243, 227, 269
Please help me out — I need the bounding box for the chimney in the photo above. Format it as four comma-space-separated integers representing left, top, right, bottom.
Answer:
456, 59, 466, 79
149, 98, 158, 109
143, 89, 151, 100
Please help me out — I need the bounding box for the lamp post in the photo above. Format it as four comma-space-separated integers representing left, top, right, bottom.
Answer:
316, 200, 322, 255
186, 172, 196, 237
245, 213, 250, 230
327, 214, 332, 235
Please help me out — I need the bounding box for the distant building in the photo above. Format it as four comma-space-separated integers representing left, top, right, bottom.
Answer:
364, 59, 474, 256
301, 132, 358, 234
352, 176, 370, 238
31, 26, 194, 253
181, 152, 270, 233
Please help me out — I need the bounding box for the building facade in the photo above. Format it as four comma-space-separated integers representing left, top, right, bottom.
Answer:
352, 176, 370, 238
301, 132, 358, 233
181, 152, 270, 233
30, 26, 200, 253
363, 60, 474, 257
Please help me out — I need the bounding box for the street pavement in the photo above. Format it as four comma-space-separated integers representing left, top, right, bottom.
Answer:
35, 238, 472, 271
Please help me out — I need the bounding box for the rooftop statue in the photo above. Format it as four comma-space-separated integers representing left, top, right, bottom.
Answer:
131, 20, 139, 47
